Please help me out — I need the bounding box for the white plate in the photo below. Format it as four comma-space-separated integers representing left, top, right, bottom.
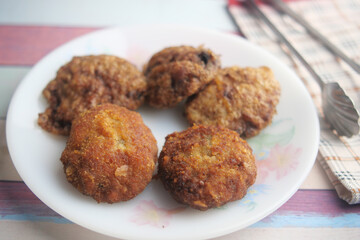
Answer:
6, 25, 319, 240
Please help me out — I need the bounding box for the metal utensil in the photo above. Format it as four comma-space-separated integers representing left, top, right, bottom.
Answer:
245, 0, 360, 137
264, 0, 360, 74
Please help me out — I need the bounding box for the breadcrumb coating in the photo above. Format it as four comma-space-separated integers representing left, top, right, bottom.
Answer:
185, 66, 281, 138
60, 104, 158, 203
144, 45, 220, 108
38, 55, 147, 135
158, 125, 256, 210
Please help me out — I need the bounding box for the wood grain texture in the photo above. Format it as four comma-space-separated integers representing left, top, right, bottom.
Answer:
1, 181, 359, 226
0, 26, 236, 66
0, 181, 69, 223
1, 221, 359, 240
0, 66, 29, 118
0, 26, 98, 66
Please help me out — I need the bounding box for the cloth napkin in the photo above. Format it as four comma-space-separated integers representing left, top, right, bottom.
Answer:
227, 0, 360, 204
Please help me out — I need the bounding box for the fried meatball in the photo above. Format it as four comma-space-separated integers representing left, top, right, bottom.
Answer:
185, 66, 281, 138
144, 45, 221, 108
60, 104, 158, 203
38, 55, 147, 135
158, 125, 256, 211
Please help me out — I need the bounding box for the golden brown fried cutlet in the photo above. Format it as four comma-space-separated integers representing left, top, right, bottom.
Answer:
144, 45, 221, 108
60, 104, 158, 203
185, 66, 281, 138
158, 125, 257, 211
38, 55, 147, 135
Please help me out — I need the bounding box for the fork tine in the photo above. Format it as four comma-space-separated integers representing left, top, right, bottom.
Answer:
263, 0, 360, 74
245, 0, 360, 137
244, 0, 325, 89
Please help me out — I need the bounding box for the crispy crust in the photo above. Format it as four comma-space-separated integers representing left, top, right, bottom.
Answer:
60, 104, 158, 203
144, 46, 221, 108
185, 66, 281, 138
38, 55, 147, 135
158, 125, 256, 210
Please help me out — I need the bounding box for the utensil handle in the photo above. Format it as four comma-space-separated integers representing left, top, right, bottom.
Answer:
246, 0, 325, 89
267, 0, 360, 74
226, 5, 247, 38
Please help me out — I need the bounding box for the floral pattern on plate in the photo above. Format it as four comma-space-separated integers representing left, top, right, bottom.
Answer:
211, 118, 301, 211
250, 118, 302, 184
130, 118, 302, 223
130, 200, 185, 228
240, 118, 302, 209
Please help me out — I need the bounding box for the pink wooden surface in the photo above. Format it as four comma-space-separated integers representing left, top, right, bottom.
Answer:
1, 16, 360, 238
0, 26, 98, 65
1, 181, 360, 226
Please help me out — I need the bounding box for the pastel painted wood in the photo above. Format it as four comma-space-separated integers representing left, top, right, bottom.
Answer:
0, 26, 98, 65
0, 0, 359, 239
1, 181, 359, 227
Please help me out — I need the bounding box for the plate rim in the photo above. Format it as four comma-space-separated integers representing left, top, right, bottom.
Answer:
6, 24, 320, 240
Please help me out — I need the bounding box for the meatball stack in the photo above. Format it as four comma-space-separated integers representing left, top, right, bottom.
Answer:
38, 45, 281, 209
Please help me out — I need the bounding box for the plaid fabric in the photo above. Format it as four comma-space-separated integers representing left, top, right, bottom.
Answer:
228, 0, 360, 204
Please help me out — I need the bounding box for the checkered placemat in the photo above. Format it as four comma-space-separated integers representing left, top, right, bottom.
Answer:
228, 0, 360, 204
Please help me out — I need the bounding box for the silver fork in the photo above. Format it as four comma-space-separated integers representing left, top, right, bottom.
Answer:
264, 0, 360, 74
245, 0, 360, 137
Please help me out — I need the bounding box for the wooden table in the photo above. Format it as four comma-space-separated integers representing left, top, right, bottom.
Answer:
1, 0, 360, 239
